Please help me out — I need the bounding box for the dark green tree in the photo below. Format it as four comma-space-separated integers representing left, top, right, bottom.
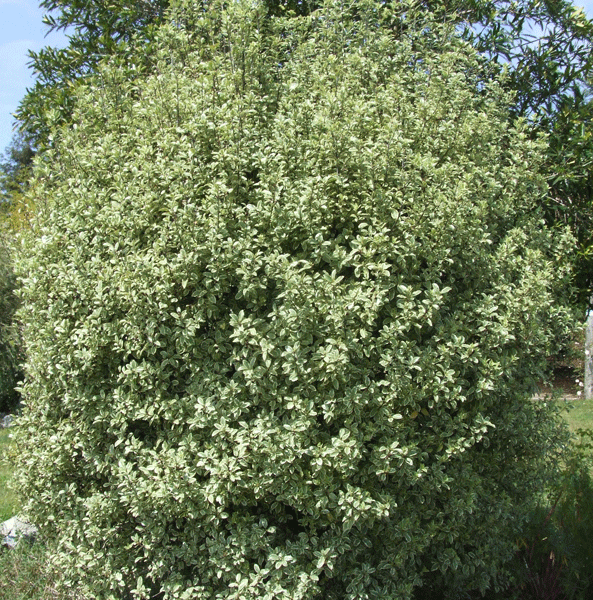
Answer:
546, 83, 593, 301
15, 0, 169, 147
447, 0, 593, 119
0, 130, 35, 205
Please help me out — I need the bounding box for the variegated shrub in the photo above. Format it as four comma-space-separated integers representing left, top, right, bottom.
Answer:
16, 1, 573, 598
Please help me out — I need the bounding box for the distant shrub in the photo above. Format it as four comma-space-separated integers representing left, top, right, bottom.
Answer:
15, 1, 574, 598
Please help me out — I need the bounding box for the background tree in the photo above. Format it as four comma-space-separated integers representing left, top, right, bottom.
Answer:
0, 130, 35, 206
546, 83, 593, 299
15, 0, 169, 148
447, 0, 593, 118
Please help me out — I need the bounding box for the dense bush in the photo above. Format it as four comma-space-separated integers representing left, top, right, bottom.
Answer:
15, 1, 574, 598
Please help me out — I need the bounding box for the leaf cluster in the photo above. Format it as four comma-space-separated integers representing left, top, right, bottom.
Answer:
425, 0, 593, 120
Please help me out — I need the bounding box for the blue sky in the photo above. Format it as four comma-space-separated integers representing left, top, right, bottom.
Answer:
1, 0, 593, 155
0, 0, 68, 154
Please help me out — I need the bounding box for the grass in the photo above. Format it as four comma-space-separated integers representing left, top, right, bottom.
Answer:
558, 396, 593, 433
0, 540, 82, 600
0, 427, 20, 523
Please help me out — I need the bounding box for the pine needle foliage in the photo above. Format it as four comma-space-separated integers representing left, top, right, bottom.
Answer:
15, 1, 574, 598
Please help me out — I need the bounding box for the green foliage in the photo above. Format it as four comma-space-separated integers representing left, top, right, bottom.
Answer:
545, 88, 593, 304
14, 0, 593, 303
0, 233, 22, 414
16, 1, 575, 598
0, 131, 37, 234
447, 0, 593, 119
509, 429, 593, 600
0, 131, 35, 204
426, 0, 593, 304
0, 134, 32, 416
15, 0, 169, 148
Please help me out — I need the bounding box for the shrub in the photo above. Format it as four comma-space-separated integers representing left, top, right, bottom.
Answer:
15, 1, 575, 598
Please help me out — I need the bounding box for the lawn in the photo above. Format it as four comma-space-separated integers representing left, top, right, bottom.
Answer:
559, 396, 593, 433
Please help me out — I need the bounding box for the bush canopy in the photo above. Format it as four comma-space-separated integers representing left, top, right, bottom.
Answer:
16, 1, 573, 598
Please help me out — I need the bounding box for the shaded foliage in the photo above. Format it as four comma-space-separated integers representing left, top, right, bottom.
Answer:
0, 235, 21, 414
0, 131, 35, 205
545, 88, 593, 304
